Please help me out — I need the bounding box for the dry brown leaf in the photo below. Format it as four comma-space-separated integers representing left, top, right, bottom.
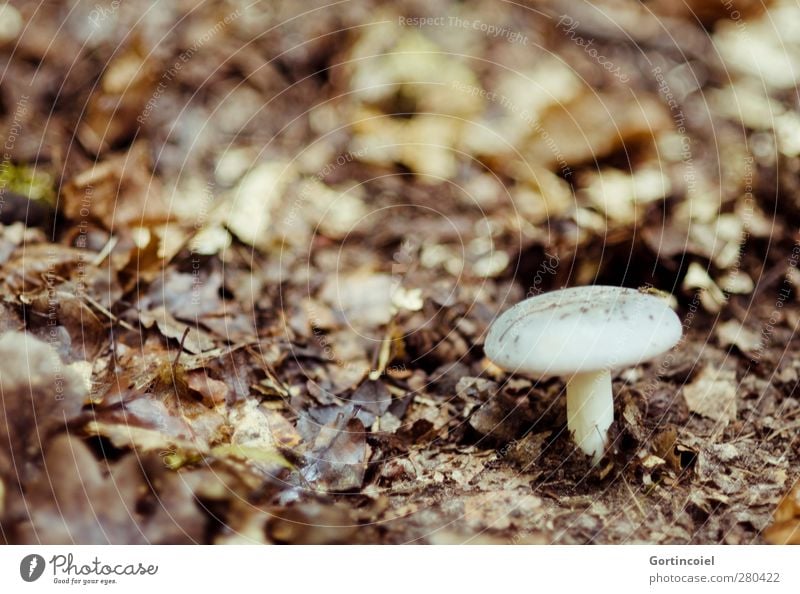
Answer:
716, 319, 762, 358
230, 399, 301, 451
524, 89, 671, 168
302, 416, 368, 492
62, 143, 171, 231
764, 482, 800, 544
683, 263, 728, 313
0, 331, 87, 479
222, 161, 295, 251
682, 365, 738, 425
13, 434, 204, 544
186, 369, 230, 405
139, 307, 215, 354
320, 272, 395, 328
77, 41, 158, 154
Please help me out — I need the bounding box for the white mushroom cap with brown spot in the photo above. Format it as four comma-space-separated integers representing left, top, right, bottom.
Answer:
484, 286, 682, 377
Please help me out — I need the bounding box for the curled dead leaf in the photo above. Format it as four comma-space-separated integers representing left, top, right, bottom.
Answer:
764, 482, 800, 544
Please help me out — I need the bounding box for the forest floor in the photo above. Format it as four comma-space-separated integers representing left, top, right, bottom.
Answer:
0, 0, 799, 544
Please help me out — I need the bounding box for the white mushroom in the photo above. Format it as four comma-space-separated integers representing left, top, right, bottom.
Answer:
484, 286, 682, 463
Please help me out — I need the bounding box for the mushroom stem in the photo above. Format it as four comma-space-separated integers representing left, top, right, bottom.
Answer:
566, 369, 614, 463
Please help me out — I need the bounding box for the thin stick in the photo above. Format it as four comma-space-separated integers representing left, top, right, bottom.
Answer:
173, 326, 191, 371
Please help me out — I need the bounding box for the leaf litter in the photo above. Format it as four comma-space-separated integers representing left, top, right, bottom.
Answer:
0, 0, 798, 544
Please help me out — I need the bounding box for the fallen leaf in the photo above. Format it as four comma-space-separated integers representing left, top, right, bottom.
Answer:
469, 392, 534, 443
211, 444, 293, 470
716, 319, 762, 358
222, 161, 295, 251
348, 380, 392, 427
302, 416, 368, 492
186, 369, 230, 405
265, 501, 362, 544
683, 262, 728, 313
763, 482, 800, 544
230, 399, 302, 450
12, 434, 204, 544
77, 41, 157, 154
62, 143, 171, 230
139, 307, 215, 354
0, 331, 87, 480
682, 364, 738, 425
523, 89, 671, 168
320, 272, 395, 328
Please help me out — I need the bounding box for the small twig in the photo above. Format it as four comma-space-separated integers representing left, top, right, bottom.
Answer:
767, 420, 800, 442
80, 293, 136, 331
622, 474, 646, 519
47, 274, 136, 331
172, 326, 191, 372
91, 235, 118, 266
731, 431, 756, 443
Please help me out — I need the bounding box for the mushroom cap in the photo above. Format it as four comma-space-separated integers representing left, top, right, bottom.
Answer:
484, 286, 682, 377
